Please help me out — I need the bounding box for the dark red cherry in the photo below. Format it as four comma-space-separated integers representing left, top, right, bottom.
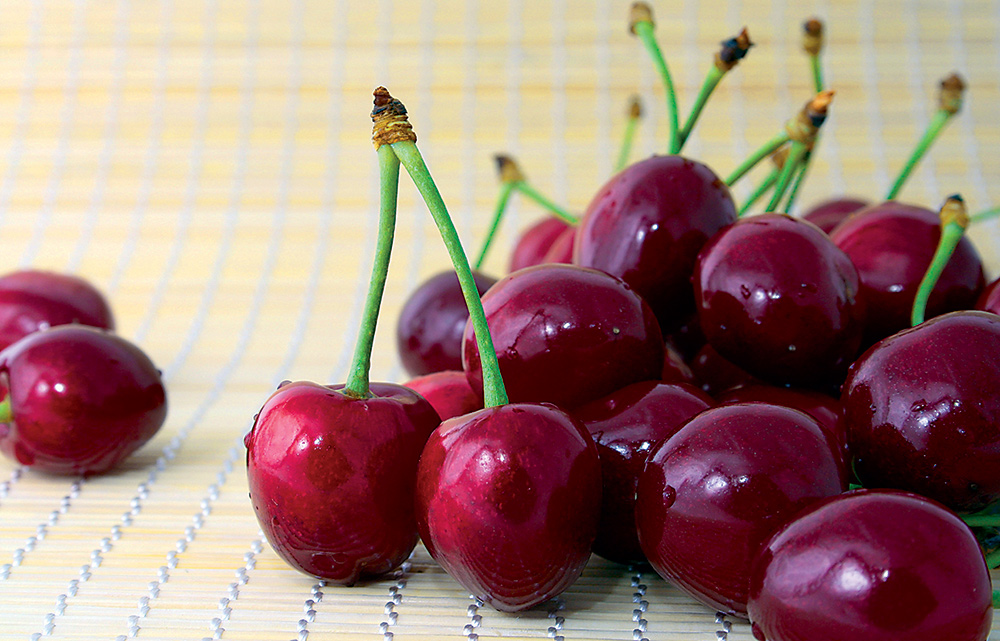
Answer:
415, 403, 601, 612
396, 270, 496, 377
665, 312, 707, 361
0, 325, 166, 475
975, 276, 1000, 315
246, 381, 438, 585
510, 217, 572, 273
0, 269, 114, 351
829, 201, 984, 346
540, 226, 575, 265
695, 213, 865, 387
635, 403, 846, 617
748, 490, 992, 641
403, 369, 481, 421
661, 341, 696, 386
688, 343, 759, 397
843, 311, 1000, 512
572, 381, 711, 564
800, 196, 869, 233
462, 264, 664, 410
574, 155, 737, 331
717, 384, 847, 459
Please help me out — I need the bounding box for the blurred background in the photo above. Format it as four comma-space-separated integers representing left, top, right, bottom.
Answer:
0, 0, 998, 639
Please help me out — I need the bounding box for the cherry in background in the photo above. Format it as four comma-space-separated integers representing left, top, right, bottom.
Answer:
462, 263, 665, 410
800, 196, 869, 233
396, 270, 496, 377
0, 269, 115, 351
695, 213, 865, 388
0, 325, 166, 475
829, 201, 984, 346
574, 154, 737, 332
748, 490, 992, 641
843, 310, 1000, 513
976, 276, 1000, 315
510, 217, 572, 272
635, 403, 846, 617
403, 369, 481, 421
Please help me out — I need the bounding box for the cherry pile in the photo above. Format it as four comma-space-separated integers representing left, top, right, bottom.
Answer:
245, 5, 999, 640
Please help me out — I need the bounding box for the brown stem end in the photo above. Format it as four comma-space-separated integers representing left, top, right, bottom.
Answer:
785, 90, 835, 145
939, 73, 966, 115
629, 2, 654, 34
803, 18, 824, 55
371, 86, 416, 149
628, 95, 643, 119
716, 27, 754, 72
940, 194, 969, 229
771, 145, 791, 169
494, 154, 525, 184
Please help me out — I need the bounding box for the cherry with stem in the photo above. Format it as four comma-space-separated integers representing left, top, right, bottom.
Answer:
911, 195, 969, 326
615, 95, 643, 173
629, 1, 679, 153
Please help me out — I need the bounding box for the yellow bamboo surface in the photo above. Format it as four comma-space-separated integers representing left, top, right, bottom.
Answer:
0, 0, 999, 639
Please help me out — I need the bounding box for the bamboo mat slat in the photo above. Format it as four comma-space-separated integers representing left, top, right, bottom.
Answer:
0, 0, 999, 639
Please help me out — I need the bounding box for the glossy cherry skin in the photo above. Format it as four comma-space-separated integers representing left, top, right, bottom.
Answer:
661, 341, 696, 386
246, 381, 438, 584
747, 490, 992, 641
510, 217, 572, 273
396, 270, 496, 377
404, 370, 481, 421
717, 384, 847, 458
0, 269, 114, 351
975, 276, 1000, 315
415, 403, 601, 612
540, 226, 575, 265
574, 155, 737, 331
800, 196, 869, 233
695, 213, 865, 387
0, 325, 166, 475
462, 264, 665, 410
843, 311, 1000, 512
829, 201, 984, 346
635, 403, 847, 616
571, 381, 712, 563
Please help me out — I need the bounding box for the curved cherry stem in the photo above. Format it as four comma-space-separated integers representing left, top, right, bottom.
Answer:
676, 66, 723, 154
886, 109, 952, 201
962, 514, 1000, 528
615, 97, 642, 173
971, 206, 1000, 225
0, 397, 10, 423
783, 149, 812, 213
738, 167, 779, 217
513, 181, 577, 225
343, 144, 400, 399
473, 180, 516, 271
765, 141, 808, 212
911, 195, 968, 326
726, 131, 790, 186
632, 18, 679, 154
390, 140, 509, 408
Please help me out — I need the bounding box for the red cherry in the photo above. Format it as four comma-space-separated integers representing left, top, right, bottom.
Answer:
688, 343, 759, 397
748, 490, 992, 641
975, 276, 1000, 315
661, 341, 696, 386
462, 263, 664, 410
396, 270, 496, 377
571, 381, 711, 563
800, 196, 869, 233
0, 325, 166, 475
829, 201, 984, 346
843, 311, 1000, 512
540, 226, 576, 265
695, 213, 865, 387
635, 403, 846, 616
246, 381, 438, 584
0, 269, 114, 351
415, 403, 601, 612
403, 370, 482, 421
574, 155, 737, 331
509, 217, 572, 273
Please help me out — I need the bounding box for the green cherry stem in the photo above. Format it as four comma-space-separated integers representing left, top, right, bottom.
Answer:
803, 18, 825, 93
726, 131, 790, 187
765, 140, 808, 212
343, 143, 400, 399
911, 195, 968, 326
513, 181, 577, 225
992, 588, 1000, 604
961, 514, 1000, 528
783, 148, 812, 213
886, 73, 966, 201
630, 2, 679, 153
371, 88, 508, 408
615, 96, 643, 173
676, 28, 753, 154
0, 397, 11, 423
970, 206, 1000, 225
738, 165, 779, 217
473, 180, 515, 271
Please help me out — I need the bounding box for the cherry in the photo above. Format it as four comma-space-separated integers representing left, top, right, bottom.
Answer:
688, 343, 758, 397
0, 325, 166, 475
829, 201, 984, 346
539, 225, 575, 265
396, 269, 496, 377
635, 403, 846, 616
415, 403, 601, 612
661, 340, 696, 386
462, 263, 665, 410
403, 369, 481, 421
509, 217, 571, 273
800, 196, 869, 233
843, 310, 1000, 512
571, 381, 711, 563
695, 213, 865, 387
0, 269, 114, 351
574, 154, 737, 331
748, 489, 993, 641
975, 276, 1000, 315
246, 381, 438, 584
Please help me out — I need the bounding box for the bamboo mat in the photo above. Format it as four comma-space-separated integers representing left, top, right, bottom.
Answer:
0, 0, 998, 639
